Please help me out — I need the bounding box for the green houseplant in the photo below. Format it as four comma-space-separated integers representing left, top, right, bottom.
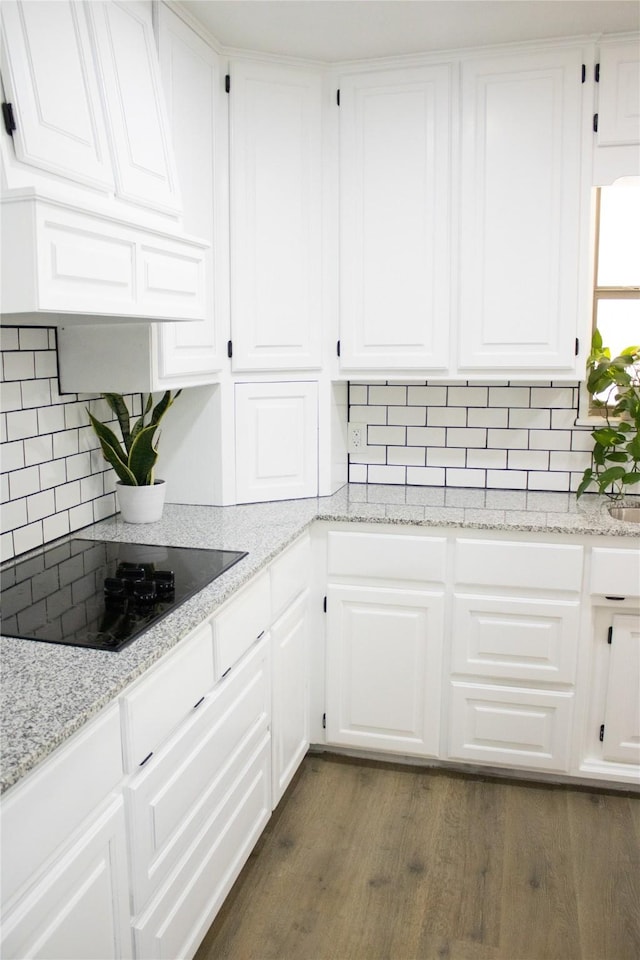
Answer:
577, 329, 640, 503
88, 391, 181, 522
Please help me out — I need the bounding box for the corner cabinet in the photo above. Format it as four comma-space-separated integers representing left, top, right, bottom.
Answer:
457, 46, 589, 376
337, 63, 452, 372
228, 59, 323, 372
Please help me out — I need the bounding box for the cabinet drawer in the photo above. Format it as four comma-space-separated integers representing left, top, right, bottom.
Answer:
455, 539, 583, 591
133, 734, 271, 960
327, 531, 447, 582
0, 704, 122, 906
448, 681, 574, 772
121, 622, 214, 770
451, 594, 580, 684
270, 534, 311, 620
126, 638, 270, 912
590, 547, 640, 598
212, 572, 270, 680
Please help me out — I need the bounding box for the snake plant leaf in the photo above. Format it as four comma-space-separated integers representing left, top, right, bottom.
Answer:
87, 412, 128, 467
150, 389, 182, 426
131, 394, 154, 443
103, 394, 134, 454
128, 424, 160, 485
88, 415, 136, 484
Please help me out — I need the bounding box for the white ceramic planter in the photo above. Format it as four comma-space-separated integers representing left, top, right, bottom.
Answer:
116, 480, 166, 523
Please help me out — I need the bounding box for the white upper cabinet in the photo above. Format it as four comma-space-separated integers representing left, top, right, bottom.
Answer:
155, 4, 224, 383
0, 0, 113, 190
229, 59, 323, 371
597, 39, 640, 147
457, 46, 587, 375
338, 64, 452, 371
88, 0, 181, 216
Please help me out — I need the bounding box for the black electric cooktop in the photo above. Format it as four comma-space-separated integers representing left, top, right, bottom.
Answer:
0, 539, 247, 652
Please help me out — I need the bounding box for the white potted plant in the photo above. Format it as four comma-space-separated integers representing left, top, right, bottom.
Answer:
87, 391, 181, 523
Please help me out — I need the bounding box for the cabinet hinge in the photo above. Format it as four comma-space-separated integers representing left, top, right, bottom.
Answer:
336, 340, 341, 357
599, 723, 605, 742
322, 712, 326, 729
581, 64, 586, 83
336, 89, 340, 106
593, 113, 599, 133
225, 74, 230, 94
607, 625, 613, 644
2, 102, 16, 136
575, 337, 579, 356
227, 339, 232, 358
323, 595, 327, 613
595, 63, 600, 83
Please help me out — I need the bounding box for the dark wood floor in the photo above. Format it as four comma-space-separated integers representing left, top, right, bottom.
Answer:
195, 754, 640, 960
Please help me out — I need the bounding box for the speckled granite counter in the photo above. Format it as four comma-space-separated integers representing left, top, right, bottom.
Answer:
2, 485, 638, 794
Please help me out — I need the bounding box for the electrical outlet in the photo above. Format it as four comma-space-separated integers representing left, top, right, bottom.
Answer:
348, 422, 366, 453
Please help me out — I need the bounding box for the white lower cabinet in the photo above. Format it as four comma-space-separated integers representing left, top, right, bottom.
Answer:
325, 585, 444, 757
601, 615, 640, 765
271, 591, 311, 805
0, 705, 131, 960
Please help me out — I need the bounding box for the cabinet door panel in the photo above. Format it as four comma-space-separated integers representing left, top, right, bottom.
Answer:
326, 585, 443, 756
339, 65, 451, 370
449, 682, 574, 772
230, 60, 322, 370
452, 594, 580, 683
234, 381, 318, 503
602, 615, 640, 765
459, 48, 584, 372
272, 592, 310, 805
597, 41, 640, 146
0, 0, 113, 189
1, 798, 131, 960
89, 0, 181, 215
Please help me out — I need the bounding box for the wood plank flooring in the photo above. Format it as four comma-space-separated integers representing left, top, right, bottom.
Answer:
195, 755, 640, 960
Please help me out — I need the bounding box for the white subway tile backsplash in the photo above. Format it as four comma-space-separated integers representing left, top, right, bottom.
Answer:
349, 385, 368, 405
3, 351, 35, 382
368, 464, 406, 484
349, 379, 590, 494
368, 385, 407, 406
24, 434, 53, 467
27, 489, 56, 523
19, 328, 49, 350
21, 378, 52, 409
368, 425, 406, 446
349, 404, 387, 425
9, 465, 41, 499
428, 407, 467, 427
6, 409, 38, 441
1, 326, 120, 557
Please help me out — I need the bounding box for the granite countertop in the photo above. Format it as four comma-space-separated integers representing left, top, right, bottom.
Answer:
1, 485, 638, 795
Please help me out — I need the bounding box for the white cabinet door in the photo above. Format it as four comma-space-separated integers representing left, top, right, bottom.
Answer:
272, 591, 310, 805
0, 0, 113, 190
602, 615, 640, 765
1, 797, 132, 960
155, 6, 222, 384
89, 0, 181, 216
338, 64, 452, 371
229, 59, 323, 371
325, 585, 444, 757
449, 681, 574, 772
597, 40, 640, 146
458, 47, 585, 373
234, 381, 318, 503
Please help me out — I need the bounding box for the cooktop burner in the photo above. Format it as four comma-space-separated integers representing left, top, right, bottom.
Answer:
1, 539, 247, 652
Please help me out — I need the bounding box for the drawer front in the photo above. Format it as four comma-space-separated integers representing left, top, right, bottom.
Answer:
126, 638, 270, 912
590, 547, 640, 598
448, 681, 574, 772
451, 595, 580, 684
121, 622, 214, 770
270, 534, 311, 620
0, 705, 122, 906
213, 572, 270, 680
455, 539, 583, 592
327, 531, 447, 582
133, 734, 271, 960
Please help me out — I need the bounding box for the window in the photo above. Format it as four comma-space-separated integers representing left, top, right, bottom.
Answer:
589, 177, 640, 413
